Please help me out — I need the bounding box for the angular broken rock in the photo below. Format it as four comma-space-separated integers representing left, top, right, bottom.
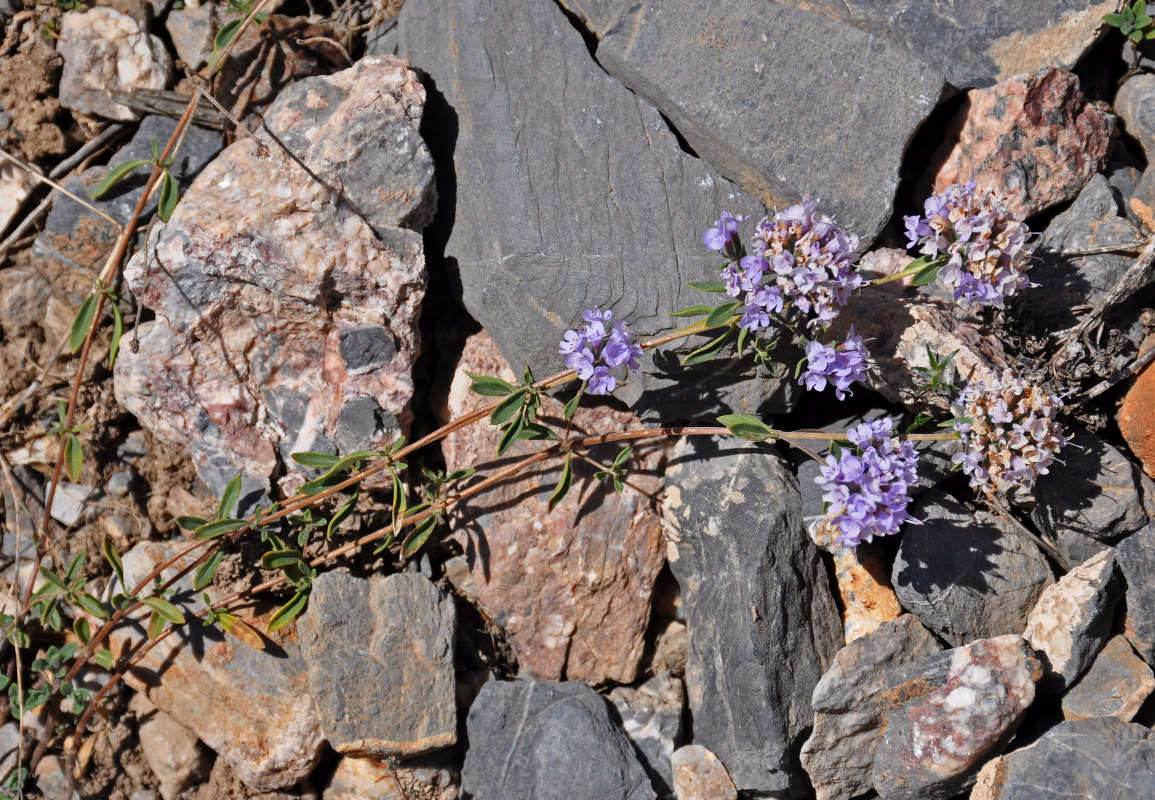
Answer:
461, 680, 654, 800
58, 8, 173, 121
800, 615, 941, 800
130, 692, 212, 800
1117, 522, 1155, 665
773, 0, 1113, 89
397, 0, 787, 418
442, 331, 665, 685
298, 571, 456, 757
971, 716, 1155, 800
1118, 359, 1155, 480
608, 673, 684, 797
114, 542, 324, 790
1061, 635, 1155, 722
661, 436, 841, 795
323, 754, 459, 800
670, 745, 736, 800
871, 635, 1040, 800
114, 57, 433, 501
929, 68, 1112, 220
1022, 549, 1121, 692
1116, 72, 1155, 159
596, 0, 946, 246
893, 489, 1054, 646
831, 546, 904, 644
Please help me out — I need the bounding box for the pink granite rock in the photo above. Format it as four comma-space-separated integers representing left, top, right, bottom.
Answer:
113, 542, 324, 790
929, 68, 1112, 220
114, 56, 434, 501
442, 330, 665, 684
871, 635, 1040, 800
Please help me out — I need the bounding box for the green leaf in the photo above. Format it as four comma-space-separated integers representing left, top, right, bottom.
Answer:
1132, 28, 1144, 41
669, 304, 716, 317
291, 451, 342, 469
682, 330, 731, 366
490, 390, 527, 425
496, 411, 526, 457
563, 391, 581, 421
102, 539, 125, 590
611, 445, 633, 469
213, 18, 243, 51
549, 454, 574, 512
141, 596, 185, 624
1137, 0, 1148, 20
73, 617, 90, 645
323, 450, 383, 477
1104, 12, 1127, 25
717, 413, 777, 442
175, 515, 209, 531
463, 371, 517, 397
400, 516, 437, 559
64, 433, 83, 483
326, 491, 359, 538
687, 280, 727, 292
218, 613, 265, 648
829, 440, 843, 460
74, 593, 110, 620
298, 472, 348, 496
704, 301, 741, 329
108, 301, 124, 368
69, 294, 98, 353
38, 567, 67, 591
196, 518, 249, 539
267, 590, 308, 632
194, 549, 225, 590
88, 159, 150, 199
910, 261, 944, 287
147, 610, 165, 640
218, 475, 242, 520
158, 170, 179, 221
94, 649, 115, 670
262, 549, 303, 570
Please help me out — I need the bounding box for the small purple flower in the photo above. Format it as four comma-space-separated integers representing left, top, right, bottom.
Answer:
905, 182, 1034, 308
703, 211, 747, 257
815, 417, 919, 548
799, 330, 869, 400
559, 308, 643, 396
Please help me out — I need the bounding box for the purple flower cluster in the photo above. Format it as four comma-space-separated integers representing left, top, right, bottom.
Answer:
704, 201, 862, 332
951, 370, 1067, 493
815, 418, 919, 548
558, 307, 643, 395
799, 329, 869, 400
904, 181, 1033, 308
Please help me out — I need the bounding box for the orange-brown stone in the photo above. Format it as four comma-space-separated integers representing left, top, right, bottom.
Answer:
1118, 354, 1155, 479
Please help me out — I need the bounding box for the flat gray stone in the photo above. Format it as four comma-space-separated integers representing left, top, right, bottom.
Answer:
893, 489, 1054, 646
299, 571, 456, 757
872, 636, 1039, 800
597, 1, 945, 247
1118, 522, 1155, 666
462, 680, 654, 800
1061, 635, 1155, 722
1116, 72, 1155, 159
971, 717, 1155, 800
774, 0, 1113, 89
397, 0, 792, 419
800, 615, 942, 800
660, 437, 841, 795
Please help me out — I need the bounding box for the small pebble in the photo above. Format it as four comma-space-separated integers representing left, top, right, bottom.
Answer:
106, 469, 134, 497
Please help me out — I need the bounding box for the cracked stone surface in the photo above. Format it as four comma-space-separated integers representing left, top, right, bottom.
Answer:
800, 615, 941, 800
871, 635, 1040, 800
442, 331, 665, 685
1023, 549, 1121, 691
58, 7, 173, 120
1061, 635, 1155, 722
114, 57, 433, 503
461, 680, 654, 800
299, 571, 456, 757
597, 0, 946, 246
1117, 522, 1155, 665
971, 716, 1155, 799
396, 0, 796, 420
660, 436, 841, 795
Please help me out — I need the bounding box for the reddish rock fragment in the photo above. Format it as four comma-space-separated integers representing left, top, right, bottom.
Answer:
442, 331, 665, 684
929, 68, 1112, 220
832, 547, 903, 644
670, 745, 737, 800
1118, 355, 1155, 479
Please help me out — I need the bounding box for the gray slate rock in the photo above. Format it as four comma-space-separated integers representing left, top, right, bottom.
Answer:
1025, 174, 1147, 333
34, 115, 222, 271
775, 0, 1112, 89
1061, 635, 1155, 722
1117, 522, 1155, 666
597, 0, 946, 247
299, 571, 456, 757
971, 717, 1155, 800
660, 437, 841, 794
893, 489, 1053, 646
872, 635, 1039, 800
397, 0, 793, 419
462, 680, 654, 800
800, 615, 942, 800
1116, 73, 1155, 159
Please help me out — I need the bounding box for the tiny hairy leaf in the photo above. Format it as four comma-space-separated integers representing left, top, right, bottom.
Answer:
194, 549, 225, 590
141, 596, 186, 624
490, 390, 527, 426
74, 593, 110, 620
687, 280, 727, 292
717, 413, 777, 442
158, 171, 179, 221
704, 301, 741, 330
69, 294, 98, 353
669, 304, 716, 317
682, 330, 731, 366
88, 158, 150, 200
218, 613, 265, 649
64, 433, 83, 482
175, 515, 209, 531
548, 454, 573, 512
102, 539, 125, 588
147, 610, 165, 640
73, 617, 91, 645
196, 518, 249, 539
291, 451, 342, 469
262, 549, 303, 570
401, 516, 437, 559
213, 19, 243, 51
267, 590, 308, 632
326, 491, 359, 538
218, 475, 242, 520
463, 370, 517, 397
563, 390, 581, 421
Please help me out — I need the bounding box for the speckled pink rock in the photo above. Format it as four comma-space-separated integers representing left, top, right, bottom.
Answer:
114, 56, 434, 500
442, 331, 665, 684
670, 745, 737, 800
871, 635, 1040, 800
929, 68, 1111, 220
